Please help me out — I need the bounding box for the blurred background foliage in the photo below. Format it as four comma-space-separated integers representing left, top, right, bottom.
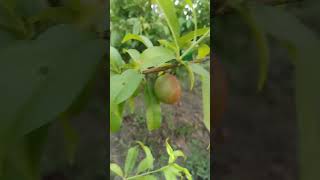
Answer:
110, 0, 209, 51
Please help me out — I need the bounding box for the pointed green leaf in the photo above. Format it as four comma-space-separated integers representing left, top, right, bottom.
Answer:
110, 74, 123, 102
140, 46, 175, 70
162, 165, 181, 180
122, 33, 153, 48
173, 150, 186, 161
178, 28, 209, 48
113, 69, 143, 104
144, 81, 162, 131
190, 64, 209, 78
158, 39, 178, 52
165, 139, 175, 163
173, 163, 192, 180
110, 101, 126, 133
197, 44, 210, 59
235, 5, 269, 91
153, 0, 180, 48
184, 63, 195, 90
165, 138, 174, 155
201, 75, 210, 131
110, 46, 125, 72
110, 163, 124, 177
190, 64, 210, 130
124, 49, 141, 62
136, 141, 154, 174
124, 146, 139, 176
252, 5, 320, 180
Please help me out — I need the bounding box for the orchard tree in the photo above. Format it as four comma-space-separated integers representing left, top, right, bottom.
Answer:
110, 0, 211, 133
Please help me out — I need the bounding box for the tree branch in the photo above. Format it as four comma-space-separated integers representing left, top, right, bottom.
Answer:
142, 56, 210, 74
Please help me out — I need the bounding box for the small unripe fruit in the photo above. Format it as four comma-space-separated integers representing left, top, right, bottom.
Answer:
154, 74, 181, 104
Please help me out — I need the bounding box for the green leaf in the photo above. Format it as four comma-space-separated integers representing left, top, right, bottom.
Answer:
252, 5, 320, 180
165, 139, 175, 163
136, 141, 154, 174
173, 150, 186, 161
252, 5, 316, 51
111, 31, 121, 47
110, 163, 124, 177
124, 49, 141, 62
190, 64, 209, 77
124, 146, 139, 176
165, 138, 174, 155
0, 25, 104, 167
173, 163, 192, 180
201, 75, 210, 131
110, 46, 125, 72
122, 33, 153, 48
235, 5, 269, 91
140, 46, 175, 70
190, 64, 210, 131
184, 63, 195, 90
169, 150, 186, 164
144, 80, 162, 131
178, 28, 209, 48
158, 39, 178, 53
197, 44, 210, 59
162, 166, 181, 180
110, 74, 123, 102
112, 69, 143, 104
110, 102, 125, 133
153, 0, 180, 48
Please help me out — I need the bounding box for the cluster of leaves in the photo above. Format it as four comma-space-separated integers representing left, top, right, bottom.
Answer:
0, 0, 105, 179
110, 139, 192, 180
110, 0, 210, 50
110, 0, 211, 133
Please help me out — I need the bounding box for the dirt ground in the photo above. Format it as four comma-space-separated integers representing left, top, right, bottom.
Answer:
110, 77, 211, 179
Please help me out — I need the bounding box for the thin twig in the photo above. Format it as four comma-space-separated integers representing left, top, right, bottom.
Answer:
142, 56, 210, 74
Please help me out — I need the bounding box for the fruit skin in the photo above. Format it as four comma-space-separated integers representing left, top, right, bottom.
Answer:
154, 74, 181, 104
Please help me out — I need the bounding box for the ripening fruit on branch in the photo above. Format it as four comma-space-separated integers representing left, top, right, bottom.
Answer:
154, 73, 181, 104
